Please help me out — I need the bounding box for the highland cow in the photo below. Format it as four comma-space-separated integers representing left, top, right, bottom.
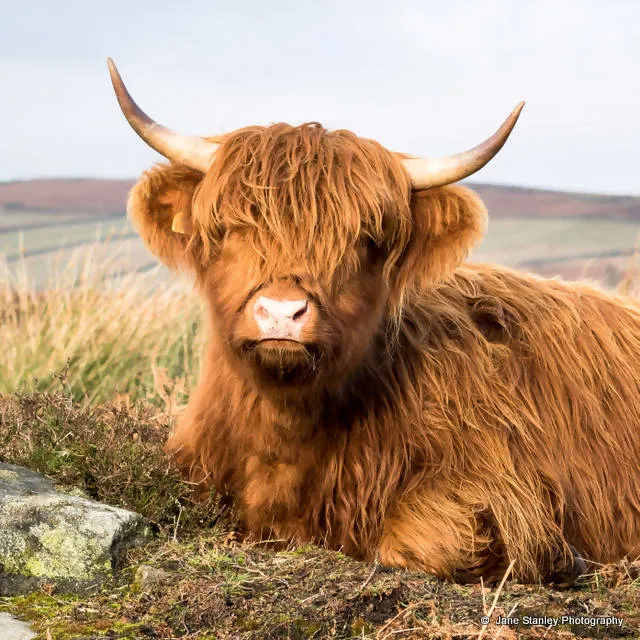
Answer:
108, 58, 640, 584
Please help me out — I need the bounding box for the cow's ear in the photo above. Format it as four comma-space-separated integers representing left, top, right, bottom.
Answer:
396, 185, 487, 292
127, 163, 204, 271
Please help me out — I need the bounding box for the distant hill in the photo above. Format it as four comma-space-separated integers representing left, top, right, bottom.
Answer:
0, 179, 134, 215
1, 178, 639, 220
471, 183, 640, 221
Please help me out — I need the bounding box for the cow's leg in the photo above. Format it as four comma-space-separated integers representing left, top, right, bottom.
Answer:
378, 490, 586, 584
377, 495, 506, 583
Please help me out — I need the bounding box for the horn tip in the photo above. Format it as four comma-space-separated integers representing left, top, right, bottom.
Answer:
107, 58, 124, 86
106, 58, 119, 82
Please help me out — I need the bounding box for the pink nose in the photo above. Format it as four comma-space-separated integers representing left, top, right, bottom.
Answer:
254, 296, 310, 339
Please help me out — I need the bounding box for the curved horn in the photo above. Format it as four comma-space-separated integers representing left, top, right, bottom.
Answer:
403, 102, 525, 189
107, 58, 218, 173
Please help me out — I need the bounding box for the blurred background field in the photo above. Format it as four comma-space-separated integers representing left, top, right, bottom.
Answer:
0, 180, 203, 407
1, 177, 639, 290
4, 210, 638, 291
0, 177, 639, 409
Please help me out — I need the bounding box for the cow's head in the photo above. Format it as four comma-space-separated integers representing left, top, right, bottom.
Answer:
109, 59, 523, 392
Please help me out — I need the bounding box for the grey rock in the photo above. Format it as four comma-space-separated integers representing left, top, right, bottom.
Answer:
0, 612, 36, 640
0, 462, 154, 595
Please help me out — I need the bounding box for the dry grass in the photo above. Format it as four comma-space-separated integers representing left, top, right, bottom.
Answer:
618, 245, 640, 297
0, 244, 205, 408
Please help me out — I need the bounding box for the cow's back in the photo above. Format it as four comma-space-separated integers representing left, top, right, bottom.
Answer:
404, 264, 640, 566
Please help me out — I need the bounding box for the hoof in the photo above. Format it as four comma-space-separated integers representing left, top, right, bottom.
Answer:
549, 545, 587, 587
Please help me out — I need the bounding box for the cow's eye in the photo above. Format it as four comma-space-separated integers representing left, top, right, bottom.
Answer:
364, 237, 385, 263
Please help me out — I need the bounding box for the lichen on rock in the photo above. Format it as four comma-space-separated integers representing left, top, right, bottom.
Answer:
0, 462, 153, 595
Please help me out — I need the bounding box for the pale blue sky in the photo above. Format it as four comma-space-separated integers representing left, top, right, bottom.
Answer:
1, 1, 638, 194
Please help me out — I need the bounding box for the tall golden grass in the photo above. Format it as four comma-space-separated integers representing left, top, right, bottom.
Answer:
618, 244, 640, 297
0, 242, 206, 408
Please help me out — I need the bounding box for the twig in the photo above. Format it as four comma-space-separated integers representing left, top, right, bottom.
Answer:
357, 558, 380, 593
232, 565, 269, 579
381, 629, 420, 638
172, 502, 183, 543
376, 600, 432, 639
477, 559, 516, 640
480, 575, 487, 613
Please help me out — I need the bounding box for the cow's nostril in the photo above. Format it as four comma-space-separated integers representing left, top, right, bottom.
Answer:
255, 304, 270, 320
292, 301, 308, 321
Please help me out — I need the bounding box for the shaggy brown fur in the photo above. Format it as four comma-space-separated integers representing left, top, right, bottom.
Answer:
126, 122, 640, 584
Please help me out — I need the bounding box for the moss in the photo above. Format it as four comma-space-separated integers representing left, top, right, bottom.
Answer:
350, 616, 374, 636
25, 525, 108, 579
1, 592, 77, 635
0, 535, 29, 574
1, 591, 145, 640
0, 497, 149, 590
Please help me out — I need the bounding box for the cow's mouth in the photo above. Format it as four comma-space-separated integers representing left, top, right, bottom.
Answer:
241, 339, 322, 384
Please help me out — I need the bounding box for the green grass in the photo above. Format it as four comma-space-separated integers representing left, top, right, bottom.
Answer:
0, 217, 133, 257
473, 217, 640, 265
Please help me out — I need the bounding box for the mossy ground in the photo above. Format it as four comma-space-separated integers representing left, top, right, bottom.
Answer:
0, 389, 638, 639
2, 535, 639, 639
